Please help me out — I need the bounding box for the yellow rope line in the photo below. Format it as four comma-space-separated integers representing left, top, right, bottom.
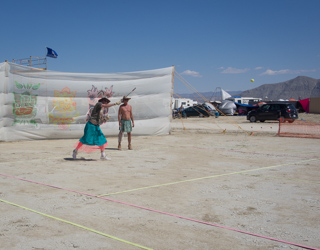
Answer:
0, 157, 63, 165
0, 199, 153, 250
242, 173, 320, 184
97, 158, 320, 197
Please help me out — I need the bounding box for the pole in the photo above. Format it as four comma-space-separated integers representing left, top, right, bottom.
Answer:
125, 87, 136, 97
170, 65, 175, 114
45, 47, 47, 70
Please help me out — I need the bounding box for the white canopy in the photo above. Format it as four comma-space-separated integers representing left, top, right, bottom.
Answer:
221, 89, 232, 100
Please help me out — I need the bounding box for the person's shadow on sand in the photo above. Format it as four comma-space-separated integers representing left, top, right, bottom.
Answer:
64, 158, 97, 161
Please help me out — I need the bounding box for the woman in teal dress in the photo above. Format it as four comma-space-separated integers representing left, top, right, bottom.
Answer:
73, 97, 120, 160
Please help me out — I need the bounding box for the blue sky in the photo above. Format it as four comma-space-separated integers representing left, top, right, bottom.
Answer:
1, 0, 319, 93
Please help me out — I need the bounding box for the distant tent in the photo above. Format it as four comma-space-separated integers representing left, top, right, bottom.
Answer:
219, 100, 236, 115
234, 102, 259, 115
298, 98, 309, 113
234, 102, 257, 108
221, 89, 232, 100
211, 87, 232, 102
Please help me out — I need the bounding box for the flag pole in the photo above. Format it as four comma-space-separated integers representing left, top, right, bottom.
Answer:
45, 47, 47, 70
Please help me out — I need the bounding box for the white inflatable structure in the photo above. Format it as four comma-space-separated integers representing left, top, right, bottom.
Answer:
0, 62, 174, 141
218, 100, 237, 115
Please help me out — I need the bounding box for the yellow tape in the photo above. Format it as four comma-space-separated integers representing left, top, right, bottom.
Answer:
0, 157, 62, 165
98, 158, 320, 197
0, 199, 152, 250
243, 174, 320, 184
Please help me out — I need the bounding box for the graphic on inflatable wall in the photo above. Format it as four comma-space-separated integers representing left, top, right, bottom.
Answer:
49, 87, 79, 130
12, 81, 41, 125
86, 85, 114, 125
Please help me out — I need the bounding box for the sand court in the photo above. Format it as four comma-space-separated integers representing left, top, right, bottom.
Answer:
1, 116, 320, 250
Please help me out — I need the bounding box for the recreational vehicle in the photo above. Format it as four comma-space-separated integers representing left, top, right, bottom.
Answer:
172, 98, 197, 110
226, 97, 262, 105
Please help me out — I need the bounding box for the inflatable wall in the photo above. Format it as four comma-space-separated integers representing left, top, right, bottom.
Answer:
0, 62, 174, 141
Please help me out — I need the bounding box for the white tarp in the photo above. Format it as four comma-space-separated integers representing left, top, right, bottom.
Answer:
0, 62, 174, 141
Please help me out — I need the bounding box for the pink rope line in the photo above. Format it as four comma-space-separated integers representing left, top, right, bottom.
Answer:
0, 173, 318, 250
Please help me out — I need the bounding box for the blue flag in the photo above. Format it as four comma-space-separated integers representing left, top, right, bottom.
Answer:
46, 47, 58, 58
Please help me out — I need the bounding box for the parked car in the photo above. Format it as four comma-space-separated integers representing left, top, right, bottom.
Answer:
247, 103, 298, 123
184, 104, 215, 117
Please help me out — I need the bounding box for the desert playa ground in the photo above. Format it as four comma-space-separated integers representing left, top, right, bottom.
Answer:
1, 114, 320, 250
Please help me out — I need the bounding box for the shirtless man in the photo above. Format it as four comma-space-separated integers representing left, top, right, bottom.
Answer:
118, 96, 134, 150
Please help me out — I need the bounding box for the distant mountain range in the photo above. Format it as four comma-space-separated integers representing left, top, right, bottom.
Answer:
177, 76, 320, 101
240, 76, 320, 100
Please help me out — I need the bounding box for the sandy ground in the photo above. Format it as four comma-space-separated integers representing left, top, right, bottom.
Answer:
0, 114, 320, 250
